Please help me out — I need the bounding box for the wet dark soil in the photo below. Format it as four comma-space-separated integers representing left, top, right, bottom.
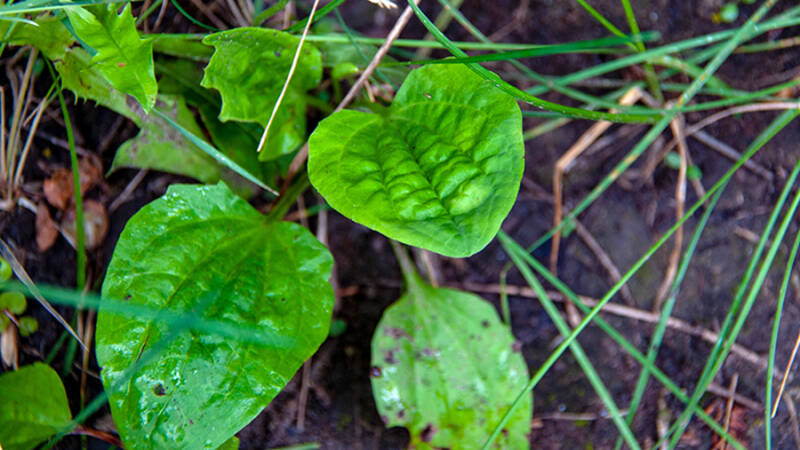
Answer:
4, 0, 800, 449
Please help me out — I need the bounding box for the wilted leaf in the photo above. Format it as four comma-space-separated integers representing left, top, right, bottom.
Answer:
0, 363, 72, 449
97, 182, 334, 449
36, 202, 58, 252
308, 64, 524, 257
79, 155, 104, 194
1, 325, 18, 367
62, 200, 109, 250
200, 27, 322, 160
43, 168, 73, 210
65, 3, 157, 111
371, 273, 531, 448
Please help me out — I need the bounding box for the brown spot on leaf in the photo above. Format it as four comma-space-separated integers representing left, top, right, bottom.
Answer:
385, 327, 412, 341
420, 348, 438, 359
511, 341, 522, 353
384, 350, 397, 364
481, 320, 490, 328
420, 424, 437, 442
153, 384, 166, 396
369, 366, 382, 378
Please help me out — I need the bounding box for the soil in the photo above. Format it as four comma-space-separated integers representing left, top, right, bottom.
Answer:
3, 0, 800, 449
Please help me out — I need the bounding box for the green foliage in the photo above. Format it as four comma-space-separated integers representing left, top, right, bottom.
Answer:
55, 46, 140, 122
371, 273, 531, 448
110, 95, 222, 183
0, 14, 74, 59
0, 363, 72, 450
65, 3, 157, 111
719, 3, 739, 23
0, 257, 10, 281
0, 291, 26, 314
17, 316, 38, 337
200, 27, 322, 160
156, 58, 276, 191
96, 182, 334, 449
308, 64, 524, 257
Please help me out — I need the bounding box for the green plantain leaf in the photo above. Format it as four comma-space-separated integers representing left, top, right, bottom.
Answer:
65, 3, 157, 111
96, 182, 334, 449
371, 273, 531, 449
200, 27, 322, 161
0, 363, 72, 450
308, 64, 524, 257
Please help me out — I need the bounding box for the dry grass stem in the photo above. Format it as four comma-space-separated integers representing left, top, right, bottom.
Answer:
258, 0, 321, 154
550, 86, 642, 275
772, 326, 800, 417
653, 114, 688, 311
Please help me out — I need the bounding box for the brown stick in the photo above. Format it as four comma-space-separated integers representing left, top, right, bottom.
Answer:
652, 114, 688, 311
550, 86, 642, 275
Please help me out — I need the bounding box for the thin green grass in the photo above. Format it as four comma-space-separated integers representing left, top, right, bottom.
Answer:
765, 216, 800, 448
614, 187, 724, 450
484, 102, 799, 449
8, 1, 800, 448
664, 111, 800, 448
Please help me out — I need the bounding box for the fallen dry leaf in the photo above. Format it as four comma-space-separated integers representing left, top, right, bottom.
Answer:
36, 202, 59, 252
1, 325, 18, 368
43, 168, 74, 210
79, 155, 103, 195
62, 200, 109, 250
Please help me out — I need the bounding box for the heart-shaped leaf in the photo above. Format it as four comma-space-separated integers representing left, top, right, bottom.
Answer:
371, 273, 532, 448
308, 64, 524, 257
200, 28, 322, 161
0, 363, 72, 450
96, 182, 334, 449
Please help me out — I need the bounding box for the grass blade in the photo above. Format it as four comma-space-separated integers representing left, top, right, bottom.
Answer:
151, 108, 278, 196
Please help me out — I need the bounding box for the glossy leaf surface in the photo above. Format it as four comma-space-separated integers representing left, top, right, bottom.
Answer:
371, 274, 531, 448
200, 27, 322, 160
65, 4, 157, 111
0, 363, 72, 450
97, 182, 334, 449
308, 64, 524, 257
